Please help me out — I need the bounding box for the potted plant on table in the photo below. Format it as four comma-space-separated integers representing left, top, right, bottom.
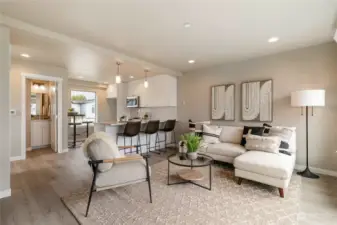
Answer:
180, 133, 201, 160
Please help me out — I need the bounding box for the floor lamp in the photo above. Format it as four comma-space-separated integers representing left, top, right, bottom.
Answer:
291, 90, 325, 179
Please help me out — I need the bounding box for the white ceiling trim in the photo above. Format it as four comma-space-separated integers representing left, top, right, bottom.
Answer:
0, 14, 182, 76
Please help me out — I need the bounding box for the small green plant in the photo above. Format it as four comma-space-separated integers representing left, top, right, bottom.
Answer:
180, 133, 201, 153
71, 95, 87, 101
68, 108, 74, 112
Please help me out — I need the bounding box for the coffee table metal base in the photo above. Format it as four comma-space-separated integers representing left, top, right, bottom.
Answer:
167, 161, 212, 191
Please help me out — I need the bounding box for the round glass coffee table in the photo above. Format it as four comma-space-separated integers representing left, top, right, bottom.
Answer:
167, 153, 213, 190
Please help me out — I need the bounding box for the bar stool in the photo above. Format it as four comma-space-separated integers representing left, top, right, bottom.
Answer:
158, 119, 177, 152
116, 121, 141, 154
140, 120, 160, 154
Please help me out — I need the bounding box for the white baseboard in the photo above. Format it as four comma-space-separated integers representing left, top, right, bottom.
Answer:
10, 155, 25, 162
0, 189, 11, 199
295, 164, 337, 177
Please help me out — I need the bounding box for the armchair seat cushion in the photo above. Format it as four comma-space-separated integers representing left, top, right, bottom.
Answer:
207, 143, 246, 158
234, 151, 295, 180
95, 159, 150, 189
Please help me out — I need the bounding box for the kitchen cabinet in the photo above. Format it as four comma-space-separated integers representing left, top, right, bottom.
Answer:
31, 120, 51, 148
127, 75, 177, 107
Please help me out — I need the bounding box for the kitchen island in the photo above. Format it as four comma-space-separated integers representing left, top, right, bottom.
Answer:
94, 121, 175, 154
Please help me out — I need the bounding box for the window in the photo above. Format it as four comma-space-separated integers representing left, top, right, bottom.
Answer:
71, 90, 97, 122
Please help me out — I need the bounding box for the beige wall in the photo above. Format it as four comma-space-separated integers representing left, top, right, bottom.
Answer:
178, 42, 337, 171
68, 79, 117, 122
10, 59, 69, 158
0, 25, 10, 192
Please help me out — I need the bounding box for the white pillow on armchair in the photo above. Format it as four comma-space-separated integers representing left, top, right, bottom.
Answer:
82, 132, 121, 172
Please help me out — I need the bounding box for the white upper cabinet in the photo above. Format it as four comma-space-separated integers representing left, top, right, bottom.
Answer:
106, 84, 117, 98
127, 75, 177, 107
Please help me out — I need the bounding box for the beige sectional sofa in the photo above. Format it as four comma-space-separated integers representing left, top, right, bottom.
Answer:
199, 125, 296, 198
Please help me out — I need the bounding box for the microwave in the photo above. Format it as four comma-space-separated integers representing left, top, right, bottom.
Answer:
126, 96, 139, 108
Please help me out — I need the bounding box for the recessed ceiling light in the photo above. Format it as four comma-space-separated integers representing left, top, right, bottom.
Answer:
268, 37, 279, 43
20, 53, 30, 58
188, 60, 195, 64
184, 23, 191, 28
78, 76, 84, 79
130, 75, 134, 79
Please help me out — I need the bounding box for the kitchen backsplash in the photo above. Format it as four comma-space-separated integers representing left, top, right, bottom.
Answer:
129, 107, 177, 121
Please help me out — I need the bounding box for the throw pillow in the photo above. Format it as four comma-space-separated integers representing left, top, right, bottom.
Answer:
83, 132, 121, 172
240, 126, 265, 146
245, 134, 281, 154
202, 124, 222, 144
263, 123, 293, 151
219, 126, 244, 144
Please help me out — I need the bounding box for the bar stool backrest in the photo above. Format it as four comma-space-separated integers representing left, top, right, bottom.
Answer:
162, 119, 176, 132
124, 121, 141, 137
145, 120, 160, 134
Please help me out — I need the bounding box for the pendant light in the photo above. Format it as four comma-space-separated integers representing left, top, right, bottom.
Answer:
144, 69, 149, 88
115, 62, 122, 84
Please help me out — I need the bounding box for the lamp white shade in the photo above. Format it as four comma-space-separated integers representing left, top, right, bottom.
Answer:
291, 89, 325, 107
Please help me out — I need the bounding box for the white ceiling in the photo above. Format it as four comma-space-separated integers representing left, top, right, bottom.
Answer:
10, 28, 165, 83
1, 0, 337, 80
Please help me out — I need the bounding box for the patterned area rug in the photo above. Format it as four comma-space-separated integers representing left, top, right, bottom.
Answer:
61, 160, 301, 225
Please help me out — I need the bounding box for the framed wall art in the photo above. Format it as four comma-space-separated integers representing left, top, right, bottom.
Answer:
241, 80, 273, 122
211, 84, 235, 121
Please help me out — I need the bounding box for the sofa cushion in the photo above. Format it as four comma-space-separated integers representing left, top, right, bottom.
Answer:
202, 124, 222, 144
234, 151, 295, 180
207, 143, 246, 158
219, 126, 243, 144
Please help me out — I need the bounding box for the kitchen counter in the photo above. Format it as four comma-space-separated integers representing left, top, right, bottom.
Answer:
94, 120, 167, 126
94, 120, 175, 153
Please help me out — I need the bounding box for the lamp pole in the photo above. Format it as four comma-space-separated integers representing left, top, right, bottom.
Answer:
297, 106, 319, 179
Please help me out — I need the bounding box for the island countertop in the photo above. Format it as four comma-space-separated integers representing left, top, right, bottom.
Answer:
94, 120, 171, 126
94, 120, 176, 154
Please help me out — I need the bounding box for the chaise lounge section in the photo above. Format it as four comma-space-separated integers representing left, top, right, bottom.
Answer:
199, 125, 296, 198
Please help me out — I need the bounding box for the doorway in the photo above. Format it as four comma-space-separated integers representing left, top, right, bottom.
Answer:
21, 73, 63, 159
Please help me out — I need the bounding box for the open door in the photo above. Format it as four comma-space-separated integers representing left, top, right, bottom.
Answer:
50, 82, 58, 152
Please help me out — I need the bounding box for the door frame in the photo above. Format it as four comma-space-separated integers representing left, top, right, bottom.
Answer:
21, 73, 63, 159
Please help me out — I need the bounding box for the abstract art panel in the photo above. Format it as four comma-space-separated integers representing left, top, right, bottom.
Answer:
211, 84, 235, 120
241, 80, 273, 122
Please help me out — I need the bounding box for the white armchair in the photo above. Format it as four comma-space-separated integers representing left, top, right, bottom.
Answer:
83, 132, 152, 217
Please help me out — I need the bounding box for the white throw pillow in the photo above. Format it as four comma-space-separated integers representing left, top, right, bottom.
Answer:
263, 125, 295, 153
202, 124, 222, 144
245, 134, 281, 154
82, 132, 121, 172
219, 126, 244, 144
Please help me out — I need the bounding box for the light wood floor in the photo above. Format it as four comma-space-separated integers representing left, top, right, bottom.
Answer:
1, 148, 337, 225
